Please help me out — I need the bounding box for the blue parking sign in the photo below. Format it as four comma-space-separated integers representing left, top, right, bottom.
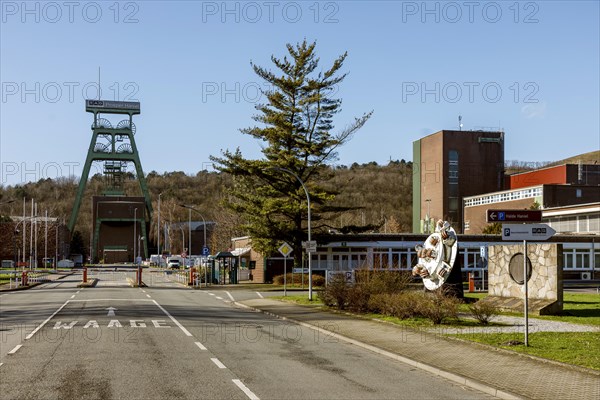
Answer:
202, 246, 210, 256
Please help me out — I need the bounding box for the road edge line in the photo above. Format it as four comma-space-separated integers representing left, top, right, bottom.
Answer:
152, 300, 192, 336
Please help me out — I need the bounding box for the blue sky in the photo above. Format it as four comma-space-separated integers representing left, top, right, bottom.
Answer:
1, 0, 599, 185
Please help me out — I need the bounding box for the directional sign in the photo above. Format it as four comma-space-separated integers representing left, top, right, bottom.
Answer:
502, 223, 556, 241
487, 209, 542, 223
278, 242, 293, 257
302, 240, 317, 253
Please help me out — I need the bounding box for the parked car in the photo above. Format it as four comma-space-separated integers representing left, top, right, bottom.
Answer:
167, 259, 181, 269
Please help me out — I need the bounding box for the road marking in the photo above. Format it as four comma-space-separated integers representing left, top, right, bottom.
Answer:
69, 299, 154, 302
211, 358, 227, 369
25, 300, 70, 340
216, 296, 223, 300
146, 294, 151, 298
106, 307, 117, 317
76, 291, 80, 294
8, 345, 22, 355
141, 290, 146, 293
209, 293, 215, 296
232, 379, 260, 400
225, 291, 235, 301
152, 300, 192, 337
195, 341, 207, 351
0, 362, 3, 367
70, 294, 76, 299
256, 292, 264, 299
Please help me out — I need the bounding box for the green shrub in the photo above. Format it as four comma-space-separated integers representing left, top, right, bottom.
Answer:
418, 289, 460, 324
368, 291, 427, 320
273, 273, 325, 287
318, 274, 349, 309
346, 283, 372, 312
468, 300, 500, 325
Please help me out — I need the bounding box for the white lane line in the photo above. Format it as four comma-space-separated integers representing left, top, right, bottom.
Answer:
195, 342, 207, 351
209, 293, 215, 296
8, 345, 23, 354
25, 300, 70, 340
216, 296, 223, 300
141, 290, 146, 293
256, 292, 264, 299
232, 379, 260, 400
225, 291, 235, 301
211, 358, 227, 369
70, 294, 76, 299
146, 294, 151, 298
76, 291, 80, 294
152, 300, 192, 337
69, 299, 153, 302
0, 362, 3, 367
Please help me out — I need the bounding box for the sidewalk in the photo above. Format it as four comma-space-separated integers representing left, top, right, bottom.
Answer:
239, 298, 600, 400
0, 271, 74, 291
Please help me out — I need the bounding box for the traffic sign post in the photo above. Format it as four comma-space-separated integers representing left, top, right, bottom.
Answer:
487, 209, 542, 223
278, 242, 293, 297
502, 222, 555, 347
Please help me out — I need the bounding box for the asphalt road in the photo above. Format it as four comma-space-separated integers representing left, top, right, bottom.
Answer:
0, 272, 493, 399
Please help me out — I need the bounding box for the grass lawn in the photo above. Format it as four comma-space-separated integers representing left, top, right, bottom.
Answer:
271, 294, 324, 306
451, 331, 600, 371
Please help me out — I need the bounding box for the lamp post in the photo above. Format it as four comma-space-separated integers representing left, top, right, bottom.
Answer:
133, 208, 137, 264
13, 215, 34, 266
425, 198, 431, 234
270, 167, 313, 301
179, 205, 208, 286
158, 193, 163, 256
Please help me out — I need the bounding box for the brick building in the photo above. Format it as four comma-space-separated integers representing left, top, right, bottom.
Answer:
412, 129, 505, 233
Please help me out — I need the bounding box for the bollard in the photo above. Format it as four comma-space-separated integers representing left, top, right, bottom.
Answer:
21, 271, 28, 286
468, 273, 475, 292
137, 266, 142, 286
83, 267, 87, 283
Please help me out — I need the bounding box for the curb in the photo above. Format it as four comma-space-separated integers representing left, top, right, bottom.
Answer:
234, 301, 521, 400
77, 278, 99, 288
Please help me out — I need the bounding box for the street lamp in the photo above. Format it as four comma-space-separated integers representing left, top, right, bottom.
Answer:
179, 205, 208, 286
269, 167, 313, 301
179, 204, 207, 256
425, 199, 431, 234
133, 208, 137, 264
158, 193, 163, 256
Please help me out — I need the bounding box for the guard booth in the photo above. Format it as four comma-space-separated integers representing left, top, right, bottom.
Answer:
214, 251, 238, 284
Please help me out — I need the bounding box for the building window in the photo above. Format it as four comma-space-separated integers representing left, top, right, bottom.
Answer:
576, 189, 582, 198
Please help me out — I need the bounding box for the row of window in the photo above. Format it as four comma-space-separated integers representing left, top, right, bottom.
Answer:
308, 247, 599, 271
546, 215, 600, 233
464, 187, 542, 207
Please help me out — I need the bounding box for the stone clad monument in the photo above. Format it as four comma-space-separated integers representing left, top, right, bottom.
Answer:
482, 243, 563, 315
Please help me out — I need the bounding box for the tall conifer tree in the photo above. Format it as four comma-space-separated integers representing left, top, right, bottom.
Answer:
211, 40, 372, 265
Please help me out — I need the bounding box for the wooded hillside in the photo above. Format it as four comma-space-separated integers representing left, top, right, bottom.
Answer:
0, 161, 414, 253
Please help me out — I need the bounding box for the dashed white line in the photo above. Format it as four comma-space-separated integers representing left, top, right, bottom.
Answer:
195, 342, 207, 351
232, 379, 260, 400
152, 300, 192, 337
146, 294, 151, 298
8, 345, 22, 354
26, 300, 70, 340
209, 293, 215, 296
256, 292, 264, 299
216, 296, 224, 300
0, 362, 3, 367
211, 358, 227, 369
141, 290, 146, 293
225, 291, 235, 301
70, 294, 76, 299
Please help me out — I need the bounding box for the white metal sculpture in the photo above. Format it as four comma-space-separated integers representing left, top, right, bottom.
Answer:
412, 220, 458, 290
